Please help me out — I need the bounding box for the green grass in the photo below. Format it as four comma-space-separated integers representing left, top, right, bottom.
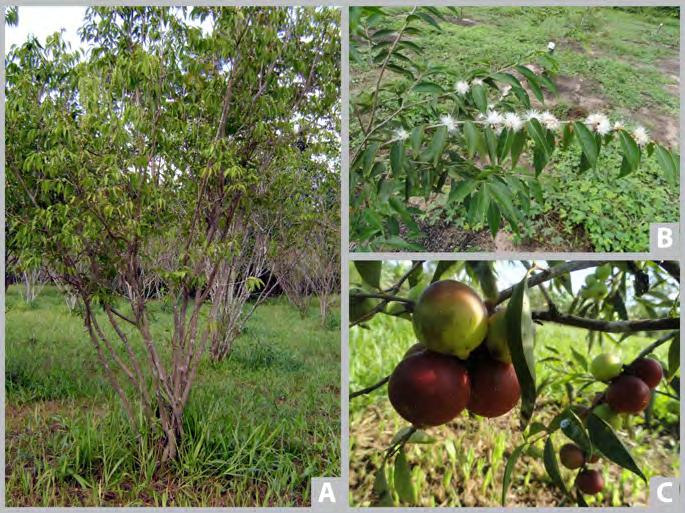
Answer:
5, 285, 340, 506
349, 274, 679, 507
351, 7, 679, 251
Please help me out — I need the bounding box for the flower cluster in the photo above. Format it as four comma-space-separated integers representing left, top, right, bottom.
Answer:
585, 112, 649, 146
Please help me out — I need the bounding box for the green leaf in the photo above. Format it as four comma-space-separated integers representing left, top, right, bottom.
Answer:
391, 427, 436, 445
432, 261, 458, 283
429, 126, 448, 165
543, 437, 568, 495
570, 347, 588, 370
373, 464, 394, 506
389, 196, 420, 233
463, 121, 485, 159
448, 178, 477, 205
354, 261, 382, 289
386, 63, 415, 81
394, 448, 417, 505
515, 65, 544, 103
510, 129, 527, 170
360, 142, 380, 176
491, 72, 524, 90
413, 81, 444, 94
467, 186, 490, 225
484, 127, 498, 164
573, 122, 598, 169
501, 443, 528, 505
617, 130, 640, 177
410, 126, 423, 156
506, 275, 536, 427
654, 145, 678, 185
390, 140, 404, 177
527, 118, 551, 156
487, 202, 501, 238
486, 181, 520, 226
415, 11, 441, 31
537, 73, 558, 95
468, 261, 498, 303
471, 83, 488, 113
668, 336, 680, 379
586, 413, 646, 482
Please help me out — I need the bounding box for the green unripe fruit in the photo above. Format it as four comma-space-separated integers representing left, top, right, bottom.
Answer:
485, 308, 511, 364
349, 288, 383, 323
592, 404, 623, 430
590, 353, 623, 382
412, 280, 488, 360
585, 274, 598, 286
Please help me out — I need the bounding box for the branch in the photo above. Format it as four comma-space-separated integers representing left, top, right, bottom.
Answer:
632, 332, 677, 363
351, 291, 413, 306
350, 375, 390, 399
349, 261, 423, 327
532, 310, 679, 333
497, 261, 608, 304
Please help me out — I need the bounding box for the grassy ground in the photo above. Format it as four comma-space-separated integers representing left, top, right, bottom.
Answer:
351, 7, 679, 251
349, 283, 680, 506
5, 285, 340, 506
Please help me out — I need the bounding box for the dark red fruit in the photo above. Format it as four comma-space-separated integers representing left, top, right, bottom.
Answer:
559, 443, 585, 469
606, 375, 651, 413
388, 351, 471, 427
467, 356, 520, 418
627, 358, 663, 389
575, 469, 604, 495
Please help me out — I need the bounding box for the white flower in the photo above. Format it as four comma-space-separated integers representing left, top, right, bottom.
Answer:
472, 78, 484, 86
486, 103, 496, 112
632, 126, 650, 146
540, 111, 560, 131
455, 80, 470, 95
547, 41, 556, 51
486, 110, 504, 127
585, 112, 611, 135
525, 109, 541, 121
503, 112, 523, 132
500, 85, 512, 97
393, 128, 410, 141
440, 114, 458, 133
613, 120, 624, 131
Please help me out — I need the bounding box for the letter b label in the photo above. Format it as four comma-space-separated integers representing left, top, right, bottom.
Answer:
650, 223, 679, 256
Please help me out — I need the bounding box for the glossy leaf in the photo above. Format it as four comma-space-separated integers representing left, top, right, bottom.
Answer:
587, 413, 646, 482
505, 275, 536, 426
354, 261, 382, 289
574, 122, 598, 169
543, 437, 567, 495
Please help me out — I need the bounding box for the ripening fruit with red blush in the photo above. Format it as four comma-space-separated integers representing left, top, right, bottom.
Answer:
575, 469, 604, 495
388, 351, 471, 427
606, 375, 651, 413
626, 357, 663, 389
466, 356, 520, 418
559, 443, 585, 469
